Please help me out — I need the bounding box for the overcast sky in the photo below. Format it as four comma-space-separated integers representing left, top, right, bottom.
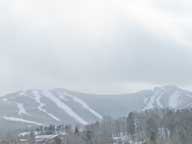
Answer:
0, 0, 192, 94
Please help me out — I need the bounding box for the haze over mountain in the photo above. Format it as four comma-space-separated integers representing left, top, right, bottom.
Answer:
0, 0, 192, 95
0, 85, 192, 131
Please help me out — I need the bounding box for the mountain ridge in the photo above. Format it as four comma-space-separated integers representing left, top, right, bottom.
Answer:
0, 85, 192, 131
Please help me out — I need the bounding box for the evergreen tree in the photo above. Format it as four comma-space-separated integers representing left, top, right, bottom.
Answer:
127, 112, 136, 140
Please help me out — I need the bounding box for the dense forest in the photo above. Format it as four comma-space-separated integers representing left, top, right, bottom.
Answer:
84, 108, 192, 144
1, 108, 192, 144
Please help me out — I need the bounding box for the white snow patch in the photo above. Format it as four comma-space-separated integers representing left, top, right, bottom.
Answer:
169, 91, 180, 108
62, 91, 103, 120
16, 103, 31, 116
33, 91, 61, 122
43, 90, 88, 125
3, 116, 42, 126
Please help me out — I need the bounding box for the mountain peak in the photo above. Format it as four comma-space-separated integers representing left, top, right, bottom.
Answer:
152, 85, 179, 93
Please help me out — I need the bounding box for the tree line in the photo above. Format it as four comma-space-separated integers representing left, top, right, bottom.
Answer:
1, 108, 192, 144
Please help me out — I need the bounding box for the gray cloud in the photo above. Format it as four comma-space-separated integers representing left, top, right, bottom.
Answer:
0, 0, 192, 94
110, 19, 192, 84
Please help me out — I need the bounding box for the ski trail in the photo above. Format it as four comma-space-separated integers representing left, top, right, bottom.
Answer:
61, 91, 103, 120
169, 91, 180, 108
16, 103, 31, 116
33, 91, 61, 122
3, 116, 43, 126
143, 88, 164, 110
43, 90, 88, 125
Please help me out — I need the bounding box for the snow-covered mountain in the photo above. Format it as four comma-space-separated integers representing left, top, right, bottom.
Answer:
143, 85, 192, 110
0, 86, 192, 131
